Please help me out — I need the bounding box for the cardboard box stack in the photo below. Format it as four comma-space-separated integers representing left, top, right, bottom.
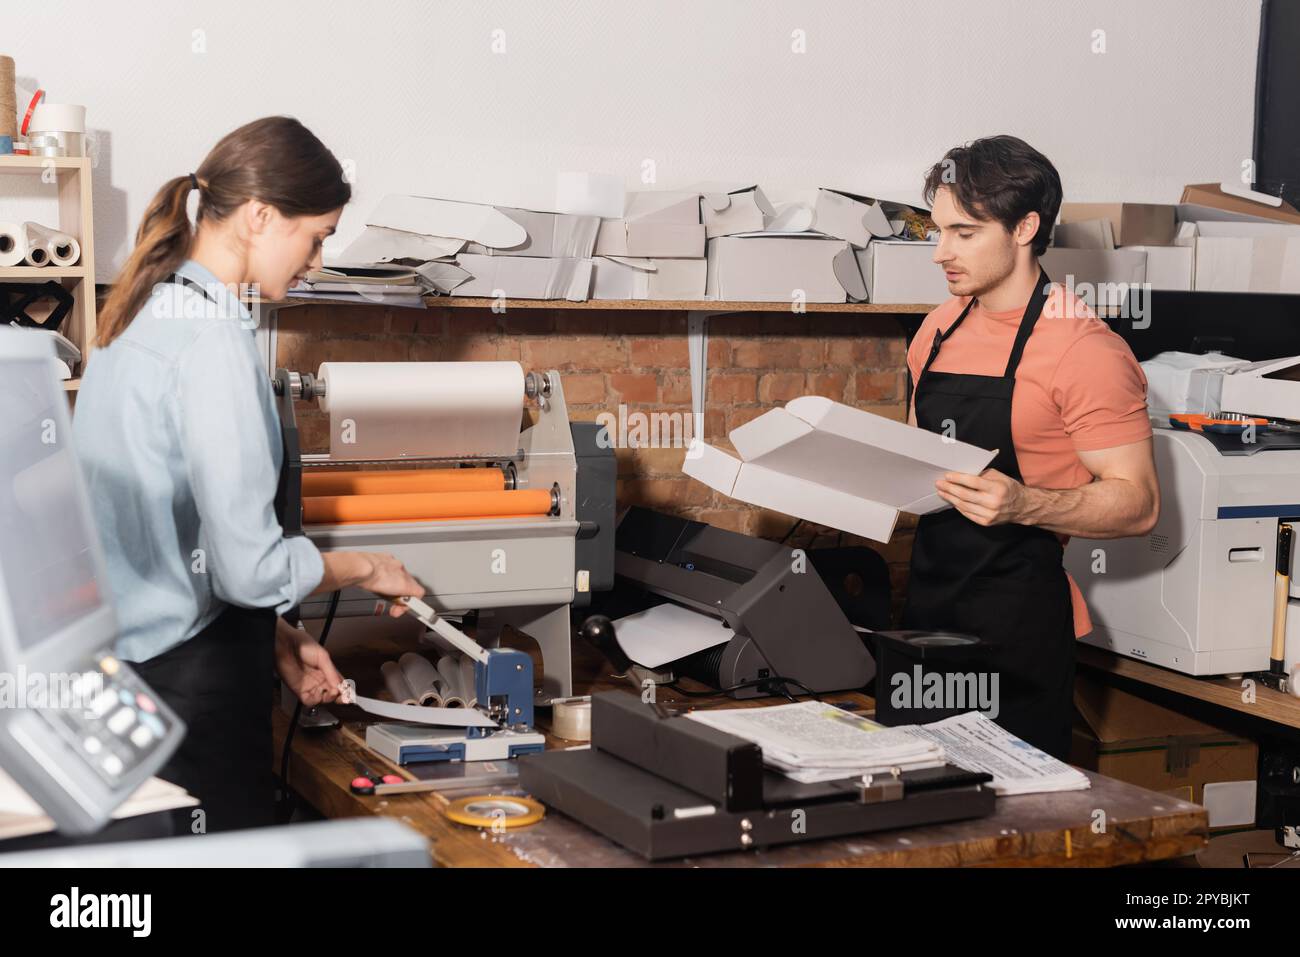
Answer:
329, 182, 937, 306
316, 175, 1300, 307
1071, 673, 1258, 831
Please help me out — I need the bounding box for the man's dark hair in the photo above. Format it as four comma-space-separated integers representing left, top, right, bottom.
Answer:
922, 135, 1062, 256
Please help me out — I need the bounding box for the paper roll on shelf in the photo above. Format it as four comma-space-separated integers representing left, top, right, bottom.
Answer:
316, 361, 525, 461
398, 652, 445, 707
380, 661, 418, 706
0, 222, 24, 267
22, 223, 80, 267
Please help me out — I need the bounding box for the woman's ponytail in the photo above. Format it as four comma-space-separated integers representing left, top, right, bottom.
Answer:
97, 175, 196, 348
96, 116, 350, 349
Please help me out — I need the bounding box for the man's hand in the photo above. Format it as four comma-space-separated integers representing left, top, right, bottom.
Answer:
275, 617, 345, 707
935, 468, 1029, 526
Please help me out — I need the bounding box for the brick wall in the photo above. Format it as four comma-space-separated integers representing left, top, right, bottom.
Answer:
276, 304, 918, 620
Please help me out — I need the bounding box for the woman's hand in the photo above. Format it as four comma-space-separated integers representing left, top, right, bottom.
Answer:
316, 551, 425, 618
275, 617, 345, 706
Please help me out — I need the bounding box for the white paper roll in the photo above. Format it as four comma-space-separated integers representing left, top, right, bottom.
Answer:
316, 361, 524, 461
0, 221, 24, 267
436, 655, 467, 708
380, 660, 418, 706
23, 222, 80, 267
458, 656, 478, 709
398, 652, 444, 707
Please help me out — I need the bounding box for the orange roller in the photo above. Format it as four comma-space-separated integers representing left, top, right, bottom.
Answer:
302, 468, 505, 497
303, 489, 553, 525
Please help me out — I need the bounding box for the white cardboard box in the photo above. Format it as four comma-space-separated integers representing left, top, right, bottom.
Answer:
590, 256, 707, 300
366, 195, 529, 249
705, 235, 866, 303
813, 188, 917, 248
856, 240, 947, 304
1040, 247, 1147, 310
451, 254, 593, 300
1217, 355, 1300, 420
462, 207, 600, 258
692, 183, 776, 238
1189, 220, 1300, 293
1126, 244, 1194, 290
683, 396, 997, 543
594, 191, 706, 258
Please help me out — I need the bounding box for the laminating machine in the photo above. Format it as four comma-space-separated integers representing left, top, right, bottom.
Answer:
272, 360, 616, 701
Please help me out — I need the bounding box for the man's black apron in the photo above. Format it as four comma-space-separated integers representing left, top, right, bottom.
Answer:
900, 269, 1076, 760
123, 273, 278, 833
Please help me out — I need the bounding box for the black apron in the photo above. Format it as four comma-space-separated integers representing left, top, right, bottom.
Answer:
122, 273, 279, 832
900, 269, 1076, 760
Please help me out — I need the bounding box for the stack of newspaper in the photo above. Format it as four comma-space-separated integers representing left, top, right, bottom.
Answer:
685, 700, 946, 784
899, 711, 1091, 795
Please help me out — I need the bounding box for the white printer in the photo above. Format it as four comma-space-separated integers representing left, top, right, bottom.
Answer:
1064, 426, 1300, 676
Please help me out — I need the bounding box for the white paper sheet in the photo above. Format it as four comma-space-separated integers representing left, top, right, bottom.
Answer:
899, 711, 1090, 796
350, 692, 497, 728
613, 603, 734, 669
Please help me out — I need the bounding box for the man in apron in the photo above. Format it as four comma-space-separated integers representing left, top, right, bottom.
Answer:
900, 136, 1159, 760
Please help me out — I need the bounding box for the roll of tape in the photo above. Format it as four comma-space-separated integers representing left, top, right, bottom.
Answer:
19, 88, 44, 136
551, 695, 592, 742
444, 795, 545, 829
28, 102, 85, 135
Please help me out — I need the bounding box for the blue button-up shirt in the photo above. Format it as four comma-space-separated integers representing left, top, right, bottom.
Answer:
74, 259, 323, 662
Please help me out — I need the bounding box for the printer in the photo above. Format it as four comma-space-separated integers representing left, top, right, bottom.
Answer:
592, 507, 876, 696
1065, 425, 1300, 677
273, 361, 615, 702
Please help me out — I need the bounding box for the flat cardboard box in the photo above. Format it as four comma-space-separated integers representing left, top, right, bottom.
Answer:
856, 239, 948, 305
1059, 202, 1177, 246
1070, 673, 1257, 829
594, 191, 706, 258
1040, 247, 1147, 310
813, 188, 915, 248
682, 395, 996, 543
590, 256, 707, 301
1188, 220, 1300, 293
341, 226, 466, 262
451, 254, 593, 300
462, 207, 600, 258
692, 183, 776, 238
1216, 354, 1300, 421
1051, 219, 1115, 250
366, 194, 528, 249
1180, 183, 1300, 227
705, 235, 867, 303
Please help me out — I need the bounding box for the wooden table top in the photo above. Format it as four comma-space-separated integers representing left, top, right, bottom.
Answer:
273, 632, 1208, 867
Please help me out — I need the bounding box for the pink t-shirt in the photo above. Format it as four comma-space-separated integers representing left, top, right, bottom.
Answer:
905, 284, 1152, 637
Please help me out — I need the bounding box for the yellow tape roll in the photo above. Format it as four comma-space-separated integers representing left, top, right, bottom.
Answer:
444, 795, 545, 829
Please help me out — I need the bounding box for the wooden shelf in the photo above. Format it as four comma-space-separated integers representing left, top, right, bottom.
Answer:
0, 265, 89, 279
0, 154, 96, 380
254, 294, 935, 314
1077, 643, 1300, 730
0, 155, 91, 172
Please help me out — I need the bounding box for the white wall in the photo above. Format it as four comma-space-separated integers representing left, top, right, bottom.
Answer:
6, 0, 1262, 280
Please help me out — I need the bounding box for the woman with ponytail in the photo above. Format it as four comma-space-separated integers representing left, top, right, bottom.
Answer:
75, 117, 423, 832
